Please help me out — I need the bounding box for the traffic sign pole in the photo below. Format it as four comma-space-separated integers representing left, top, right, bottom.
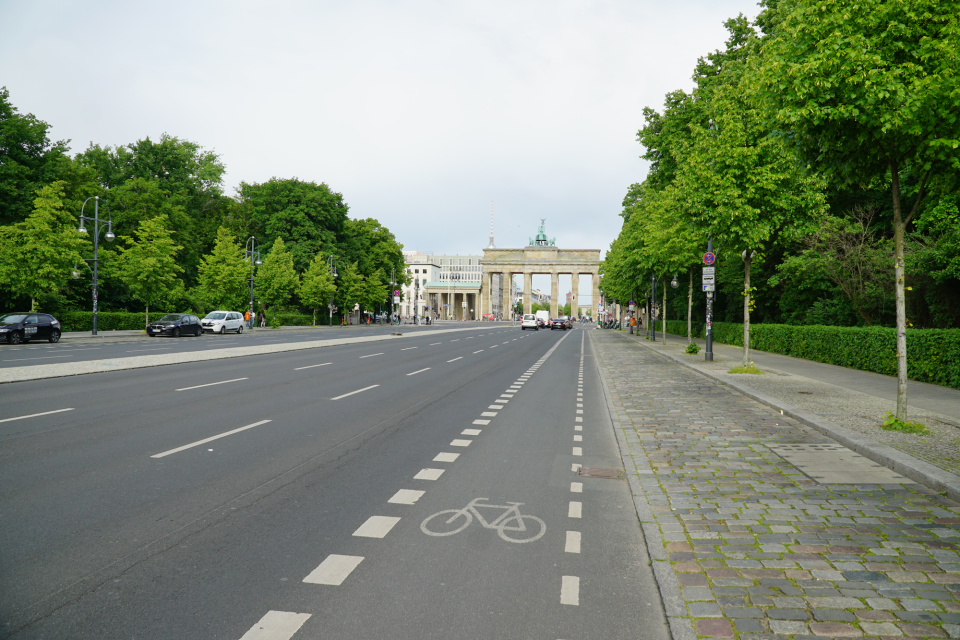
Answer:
705, 239, 714, 361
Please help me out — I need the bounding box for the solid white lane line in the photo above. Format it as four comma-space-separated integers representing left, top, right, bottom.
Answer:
359, 353, 384, 359
353, 516, 401, 538
462, 428, 482, 435
407, 368, 431, 376
450, 439, 472, 447
447, 357, 462, 362
239, 610, 311, 640
472, 419, 490, 425
433, 452, 459, 462
389, 489, 425, 504
473, 350, 484, 354
176, 377, 248, 391
414, 468, 444, 480
401, 347, 418, 350
568, 501, 582, 518
0, 407, 74, 424
571, 482, 583, 493
331, 385, 379, 400
303, 554, 364, 585
151, 420, 271, 458
572, 447, 582, 456
574, 435, 583, 442
294, 362, 331, 370
565, 531, 582, 553
561, 576, 580, 605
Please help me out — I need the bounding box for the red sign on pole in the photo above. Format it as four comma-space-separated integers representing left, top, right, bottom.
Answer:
703, 252, 716, 266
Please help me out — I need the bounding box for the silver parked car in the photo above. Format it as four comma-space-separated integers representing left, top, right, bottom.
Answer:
201, 311, 244, 334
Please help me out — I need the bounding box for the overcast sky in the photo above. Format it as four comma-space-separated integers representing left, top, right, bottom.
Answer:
3, 0, 758, 297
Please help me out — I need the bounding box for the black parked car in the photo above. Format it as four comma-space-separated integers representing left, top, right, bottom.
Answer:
0, 313, 62, 344
148, 314, 203, 337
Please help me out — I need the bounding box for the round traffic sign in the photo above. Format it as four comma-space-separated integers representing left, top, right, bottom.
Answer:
703, 252, 716, 266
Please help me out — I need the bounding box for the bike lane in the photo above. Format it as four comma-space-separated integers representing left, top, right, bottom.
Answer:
247, 327, 669, 640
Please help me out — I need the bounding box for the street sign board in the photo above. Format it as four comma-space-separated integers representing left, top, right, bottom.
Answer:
394, 289, 400, 296
703, 266, 715, 276
703, 252, 716, 266
393, 296, 400, 304
702, 273, 715, 285
702, 284, 715, 292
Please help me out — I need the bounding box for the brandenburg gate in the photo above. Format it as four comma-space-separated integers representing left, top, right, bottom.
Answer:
481, 220, 600, 319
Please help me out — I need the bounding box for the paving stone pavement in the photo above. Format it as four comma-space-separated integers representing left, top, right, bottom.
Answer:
590, 330, 960, 640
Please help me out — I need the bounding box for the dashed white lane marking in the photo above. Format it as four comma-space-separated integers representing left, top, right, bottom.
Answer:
572, 447, 582, 456
462, 428, 482, 435
359, 353, 384, 359
450, 439, 472, 447
488, 404, 504, 410
575, 417, 582, 422
401, 347, 418, 351
434, 452, 459, 462
565, 531, 582, 553
490, 345, 498, 348
480, 412, 497, 417
473, 350, 484, 354
331, 385, 379, 400
414, 468, 444, 480
353, 516, 401, 538
576, 409, 583, 414
407, 368, 431, 376
303, 554, 364, 585
568, 501, 582, 518
473, 419, 490, 425
294, 362, 332, 370
450, 339, 459, 342
151, 420, 271, 458
389, 489, 425, 504
176, 377, 248, 391
571, 463, 582, 472
570, 482, 583, 493
430, 342, 441, 345
574, 425, 582, 431
577, 403, 583, 408
447, 357, 463, 362
0, 407, 74, 424
500, 394, 514, 398
239, 610, 311, 640
574, 435, 583, 442
561, 576, 580, 605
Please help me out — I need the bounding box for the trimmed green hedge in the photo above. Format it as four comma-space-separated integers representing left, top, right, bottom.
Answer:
58, 311, 171, 332
660, 321, 960, 390
270, 313, 314, 326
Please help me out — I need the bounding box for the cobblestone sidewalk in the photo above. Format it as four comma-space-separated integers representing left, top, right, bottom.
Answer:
590, 330, 960, 640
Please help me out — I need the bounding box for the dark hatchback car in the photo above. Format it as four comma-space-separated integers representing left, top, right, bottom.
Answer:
550, 316, 569, 330
0, 313, 62, 344
148, 314, 203, 338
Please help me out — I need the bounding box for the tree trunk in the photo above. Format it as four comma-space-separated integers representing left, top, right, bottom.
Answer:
662, 283, 666, 345
312, 308, 316, 327
687, 270, 693, 345
145, 304, 149, 329
890, 162, 909, 421
742, 250, 752, 367
31, 297, 35, 312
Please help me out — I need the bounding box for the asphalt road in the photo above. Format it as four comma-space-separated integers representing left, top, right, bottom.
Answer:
0, 323, 485, 369
0, 325, 666, 639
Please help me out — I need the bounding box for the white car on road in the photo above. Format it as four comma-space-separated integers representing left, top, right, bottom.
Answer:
202, 311, 244, 334
520, 314, 539, 330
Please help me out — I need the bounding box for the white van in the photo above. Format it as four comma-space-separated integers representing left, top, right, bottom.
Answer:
202, 311, 244, 334
521, 314, 539, 330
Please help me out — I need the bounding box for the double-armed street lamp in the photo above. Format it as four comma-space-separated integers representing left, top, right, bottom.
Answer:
327, 256, 338, 327
245, 237, 262, 328
77, 196, 115, 335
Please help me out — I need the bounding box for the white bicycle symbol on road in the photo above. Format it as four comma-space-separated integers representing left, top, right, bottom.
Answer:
420, 497, 546, 543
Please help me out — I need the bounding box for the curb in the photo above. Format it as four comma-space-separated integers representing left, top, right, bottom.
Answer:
589, 331, 692, 640
631, 336, 960, 504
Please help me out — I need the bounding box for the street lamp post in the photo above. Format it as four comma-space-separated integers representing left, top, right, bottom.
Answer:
327, 256, 338, 327
705, 237, 714, 362
78, 196, 115, 335
245, 237, 262, 329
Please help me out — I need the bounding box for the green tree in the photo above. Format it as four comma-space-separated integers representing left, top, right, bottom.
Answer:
753, 0, 960, 418
300, 254, 337, 325
255, 237, 299, 314
334, 262, 363, 323
195, 227, 250, 313
359, 268, 388, 320
0, 88, 70, 226
0, 182, 86, 311
115, 215, 183, 327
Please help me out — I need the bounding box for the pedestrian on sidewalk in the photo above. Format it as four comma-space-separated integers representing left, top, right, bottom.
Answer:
244, 310, 251, 329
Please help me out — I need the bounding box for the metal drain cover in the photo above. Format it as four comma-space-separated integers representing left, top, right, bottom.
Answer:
768, 443, 910, 484
578, 468, 624, 479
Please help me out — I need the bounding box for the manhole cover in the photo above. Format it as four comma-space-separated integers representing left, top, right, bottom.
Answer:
578, 468, 623, 479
